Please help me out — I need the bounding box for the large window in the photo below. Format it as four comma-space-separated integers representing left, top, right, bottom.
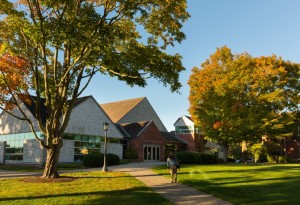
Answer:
175, 126, 193, 134
1, 132, 42, 161
194, 127, 201, 134
1, 133, 120, 162
64, 134, 101, 162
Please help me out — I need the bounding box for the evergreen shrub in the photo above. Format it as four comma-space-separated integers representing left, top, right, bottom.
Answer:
175, 151, 218, 164
124, 148, 138, 159
107, 153, 120, 165
82, 152, 120, 167
82, 152, 103, 168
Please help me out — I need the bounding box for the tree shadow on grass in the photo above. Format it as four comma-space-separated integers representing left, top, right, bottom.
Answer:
181, 174, 300, 205
19, 171, 170, 184
202, 164, 300, 174
0, 187, 171, 205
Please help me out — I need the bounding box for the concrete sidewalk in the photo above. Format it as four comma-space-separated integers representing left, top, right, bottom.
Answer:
0, 170, 41, 178
110, 162, 232, 205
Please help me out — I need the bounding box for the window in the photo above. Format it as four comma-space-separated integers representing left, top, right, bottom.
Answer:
1, 132, 42, 161
73, 134, 101, 162
194, 127, 201, 134
175, 126, 193, 134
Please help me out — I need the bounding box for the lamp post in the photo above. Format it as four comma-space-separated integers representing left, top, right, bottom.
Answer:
102, 122, 109, 172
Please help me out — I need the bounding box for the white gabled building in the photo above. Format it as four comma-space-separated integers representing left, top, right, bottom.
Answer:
0, 96, 189, 164
174, 115, 221, 155
0, 96, 124, 164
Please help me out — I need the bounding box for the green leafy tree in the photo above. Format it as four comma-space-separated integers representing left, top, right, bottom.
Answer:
248, 143, 267, 163
0, 0, 189, 178
188, 46, 300, 161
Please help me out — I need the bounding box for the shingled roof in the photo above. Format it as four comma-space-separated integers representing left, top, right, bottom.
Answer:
173, 115, 194, 125
117, 121, 150, 138
100, 97, 145, 123
161, 131, 187, 144
22, 95, 92, 125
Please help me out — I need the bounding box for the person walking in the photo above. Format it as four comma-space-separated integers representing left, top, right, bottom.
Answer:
167, 153, 179, 183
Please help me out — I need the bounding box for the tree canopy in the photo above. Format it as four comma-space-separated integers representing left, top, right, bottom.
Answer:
188, 46, 300, 155
0, 0, 189, 178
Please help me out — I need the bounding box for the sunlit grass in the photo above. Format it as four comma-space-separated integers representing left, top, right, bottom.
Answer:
0, 171, 171, 205
154, 163, 300, 205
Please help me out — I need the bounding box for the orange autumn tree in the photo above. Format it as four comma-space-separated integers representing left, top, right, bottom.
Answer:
0, 52, 30, 111
188, 46, 300, 161
0, 0, 189, 178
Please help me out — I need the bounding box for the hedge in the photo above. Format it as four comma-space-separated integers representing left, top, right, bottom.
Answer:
124, 148, 138, 160
175, 151, 218, 164
82, 152, 120, 168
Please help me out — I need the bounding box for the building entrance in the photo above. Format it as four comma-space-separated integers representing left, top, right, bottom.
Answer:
143, 144, 160, 161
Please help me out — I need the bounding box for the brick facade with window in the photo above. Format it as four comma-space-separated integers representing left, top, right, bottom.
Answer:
121, 121, 165, 162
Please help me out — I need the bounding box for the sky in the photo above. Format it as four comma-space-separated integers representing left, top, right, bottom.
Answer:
83, 0, 300, 131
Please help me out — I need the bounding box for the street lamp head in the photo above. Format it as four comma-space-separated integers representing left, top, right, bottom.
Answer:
103, 121, 109, 131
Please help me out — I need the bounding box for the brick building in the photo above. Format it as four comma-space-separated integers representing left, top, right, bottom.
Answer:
100, 97, 186, 161
174, 115, 221, 154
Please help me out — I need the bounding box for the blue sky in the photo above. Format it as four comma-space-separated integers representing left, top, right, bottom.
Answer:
83, 0, 300, 131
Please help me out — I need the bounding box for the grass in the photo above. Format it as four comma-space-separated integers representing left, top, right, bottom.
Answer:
0, 171, 172, 205
153, 163, 300, 205
0, 160, 131, 172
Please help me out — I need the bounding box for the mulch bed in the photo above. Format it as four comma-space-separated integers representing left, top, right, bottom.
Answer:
22, 176, 77, 183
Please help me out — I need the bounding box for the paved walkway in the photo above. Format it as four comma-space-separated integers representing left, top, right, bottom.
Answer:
0, 170, 41, 178
0, 162, 232, 205
109, 162, 232, 205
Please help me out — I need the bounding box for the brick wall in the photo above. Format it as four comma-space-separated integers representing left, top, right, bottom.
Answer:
286, 139, 300, 160
129, 122, 165, 161
176, 133, 196, 151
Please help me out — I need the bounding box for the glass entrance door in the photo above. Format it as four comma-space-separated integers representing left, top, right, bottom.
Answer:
143, 145, 160, 161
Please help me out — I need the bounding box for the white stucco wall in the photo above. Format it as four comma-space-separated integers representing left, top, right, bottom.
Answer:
59, 139, 74, 162
23, 139, 44, 163
101, 143, 123, 159
0, 102, 40, 135
64, 97, 124, 139
0, 96, 126, 164
118, 98, 168, 132
0, 142, 4, 164
174, 116, 194, 127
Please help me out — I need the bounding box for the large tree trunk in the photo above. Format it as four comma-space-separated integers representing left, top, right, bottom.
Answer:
42, 142, 62, 178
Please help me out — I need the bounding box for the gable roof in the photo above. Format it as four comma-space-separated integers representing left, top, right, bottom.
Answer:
114, 123, 131, 138
100, 97, 145, 123
174, 115, 194, 126
117, 121, 150, 138
117, 121, 187, 145
23, 95, 92, 125
161, 131, 187, 144
22, 96, 47, 125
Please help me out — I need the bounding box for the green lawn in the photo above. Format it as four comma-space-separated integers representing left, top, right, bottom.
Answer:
154, 163, 300, 205
0, 171, 171, 205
